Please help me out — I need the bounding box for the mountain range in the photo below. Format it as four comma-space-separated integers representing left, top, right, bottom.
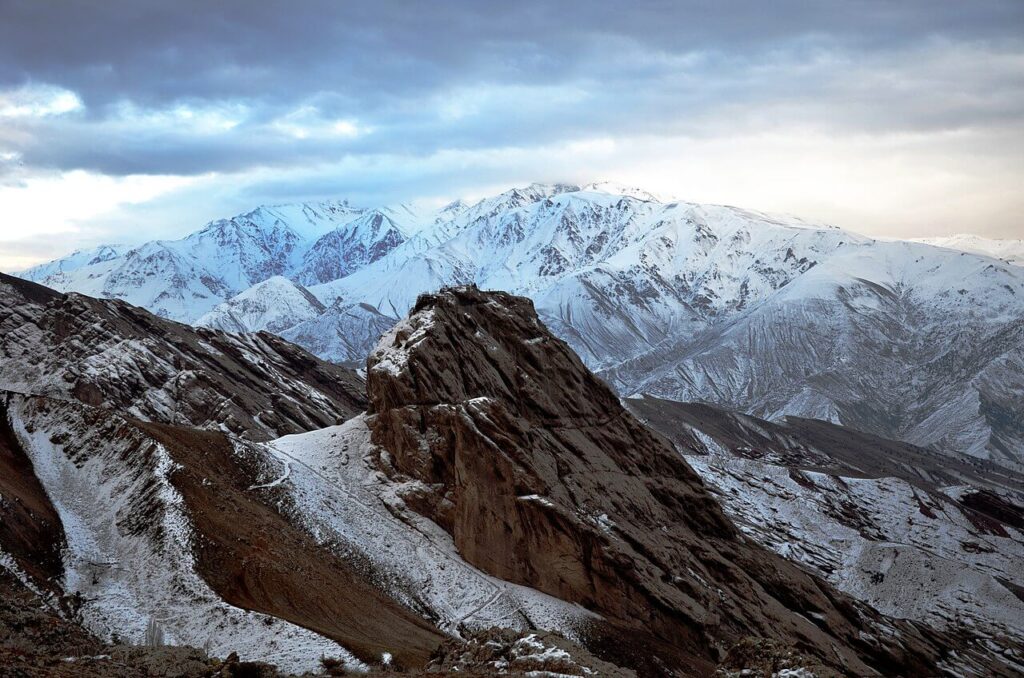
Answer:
2, 274, 1021, 675
19, 183, 1024, 473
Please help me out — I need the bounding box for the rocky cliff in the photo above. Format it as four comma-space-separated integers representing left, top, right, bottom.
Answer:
364, 286, 969, 676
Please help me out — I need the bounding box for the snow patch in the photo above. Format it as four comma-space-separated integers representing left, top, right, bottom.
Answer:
268, 416, 596, 639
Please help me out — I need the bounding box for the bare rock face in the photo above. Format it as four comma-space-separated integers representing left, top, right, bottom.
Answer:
0, 272, 365, 440
366, 286, 955, 676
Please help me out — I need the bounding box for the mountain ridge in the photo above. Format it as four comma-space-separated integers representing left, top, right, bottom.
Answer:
14, 185, 1024, 468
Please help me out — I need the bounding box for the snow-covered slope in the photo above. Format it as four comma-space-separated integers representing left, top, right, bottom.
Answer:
196, 276, 325, 334
690, 454, 1024, 645
31, 241, 235, 321
912, 234, 1024, 267
627, 396, 1024, 656
5, 393, 356, 673
280, 301, 395, 365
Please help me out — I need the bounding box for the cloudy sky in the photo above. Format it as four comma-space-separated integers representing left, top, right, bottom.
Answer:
1, 0, 1022, 270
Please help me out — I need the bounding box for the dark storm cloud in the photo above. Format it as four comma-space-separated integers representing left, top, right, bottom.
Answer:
0, 0, 1022, 178
2, 1, 1021, 106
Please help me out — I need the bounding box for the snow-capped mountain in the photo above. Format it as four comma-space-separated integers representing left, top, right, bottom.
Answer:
18, 200, 412, 322
196, 275, 326, 334
309, 186, 849, 359
911, 233, 1024, 267
15, 183, 1024, 469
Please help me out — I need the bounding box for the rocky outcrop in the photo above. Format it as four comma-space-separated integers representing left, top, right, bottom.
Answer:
426, 628, 636, 677
364, 286, 960, 676
0, 272, 365, 440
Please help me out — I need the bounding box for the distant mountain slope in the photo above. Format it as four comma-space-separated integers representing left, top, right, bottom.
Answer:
604, 241, 1024, 468
196, 275, 326, 334
294, 209, 407, 285
627, 395, 1024, 649
13, 184, 1024, 467
18, 200, 411, 322
280, 301, 396, 365
912, 234, 1024, 266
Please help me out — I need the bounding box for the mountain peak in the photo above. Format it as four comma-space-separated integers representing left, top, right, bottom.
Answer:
499, 182, 581, 203
439, 198, 468, 213
580, 181, 664, 202
197, 275, 325, 334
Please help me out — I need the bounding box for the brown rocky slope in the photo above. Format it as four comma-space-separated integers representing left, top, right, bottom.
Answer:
365, 285, 984, 676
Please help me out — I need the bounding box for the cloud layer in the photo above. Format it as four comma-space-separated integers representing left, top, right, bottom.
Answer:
1, 0, 1022, 267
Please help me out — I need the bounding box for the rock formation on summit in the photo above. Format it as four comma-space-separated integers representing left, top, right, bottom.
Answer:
364, 286, 967, 676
